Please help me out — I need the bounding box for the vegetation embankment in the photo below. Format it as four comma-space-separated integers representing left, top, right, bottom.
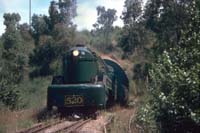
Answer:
0, 0, 199, 132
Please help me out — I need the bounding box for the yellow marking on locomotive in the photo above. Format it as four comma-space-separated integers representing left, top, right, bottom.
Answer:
64, 95, 84, 106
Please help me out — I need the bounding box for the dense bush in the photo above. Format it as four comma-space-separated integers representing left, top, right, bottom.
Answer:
136, 1, 200, 132
29, 41, 60, 77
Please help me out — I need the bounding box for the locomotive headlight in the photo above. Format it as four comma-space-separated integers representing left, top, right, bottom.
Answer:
73, 50, 79, 56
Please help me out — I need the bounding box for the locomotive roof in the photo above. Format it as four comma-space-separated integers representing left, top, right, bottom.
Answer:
69, 46, 92, 54
67, 45, 97, 60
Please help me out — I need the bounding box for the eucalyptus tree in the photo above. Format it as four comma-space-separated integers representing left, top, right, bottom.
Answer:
92, 6, 117, 52
118, 0, 147, 54
30, 0, 77, 77
0, 13, 25, 108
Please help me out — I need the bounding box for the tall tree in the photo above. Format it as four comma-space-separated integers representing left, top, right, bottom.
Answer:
92, 6, 117, 52
49, 0, 77, 28
30, 0, 77, 77
118, 0, 148, 55
1, 13, 25, 82
49, 1, 59, 30
0, 13, 26, 109
121, 0, 142, 26
58, 0, 77, 25
31, 14, 50, 45
94, 6, 117, 31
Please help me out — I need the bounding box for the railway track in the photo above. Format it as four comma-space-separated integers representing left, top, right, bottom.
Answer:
55, 119, 91, 133
18, 119, 65, 133
17, 118, 91, 133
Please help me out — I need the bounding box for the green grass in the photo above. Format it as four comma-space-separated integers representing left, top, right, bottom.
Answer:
0, 125, 6, 133
0, 76, 52, 132
17, 119, 34, 130
18, 76, 51, 109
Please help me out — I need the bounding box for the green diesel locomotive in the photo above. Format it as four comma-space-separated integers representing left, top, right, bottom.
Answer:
47, 45, 129, 113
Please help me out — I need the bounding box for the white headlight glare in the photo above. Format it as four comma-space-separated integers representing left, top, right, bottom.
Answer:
73, 50, 79, 56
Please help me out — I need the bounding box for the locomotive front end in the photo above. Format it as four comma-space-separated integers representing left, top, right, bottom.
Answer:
47, 45, 109, 112
47, 84, 107, 110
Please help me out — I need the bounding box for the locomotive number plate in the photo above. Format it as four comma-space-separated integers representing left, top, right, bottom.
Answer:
64, 95, 84, 106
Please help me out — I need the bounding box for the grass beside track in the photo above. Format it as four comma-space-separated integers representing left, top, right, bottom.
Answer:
0, 77, 51, 132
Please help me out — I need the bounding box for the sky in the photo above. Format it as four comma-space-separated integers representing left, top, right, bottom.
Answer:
0, 0, 147, 35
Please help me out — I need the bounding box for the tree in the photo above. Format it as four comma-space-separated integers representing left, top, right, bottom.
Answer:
29, 0, 77, 77
1, 13, 25, 83
31, 0, 77, 47
49, 0, 77, 29
118, 0, 149, 55
0, 13, 26, 109
144, 0, 191, 53
121, 0, 142, 26
31, 14, 50, 45
29, 40, 60, 77
58, 0, 77, 25
73, 30, 92, 45
49, 1, 59, 30
137, 0, 200, 132
92, 6, 117, 52
94, 6, 117, 31
19, 23, 33, 41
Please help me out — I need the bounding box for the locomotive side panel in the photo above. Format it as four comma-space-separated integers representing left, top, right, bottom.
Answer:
103, 59, 129, 105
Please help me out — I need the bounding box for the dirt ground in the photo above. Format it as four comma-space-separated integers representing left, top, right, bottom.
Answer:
79, 115, 111, 133
40, 105, 138, 133
105, 105, 138, 133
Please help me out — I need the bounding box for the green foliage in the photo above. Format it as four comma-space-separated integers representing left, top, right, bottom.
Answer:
0, 126, 6, 133
118, 0, 153, 98
118, 24, 149, 55
30, 0, 77, 77
121, 0, 142, 25
92, 6, 117, 52
18, 77, 51, 108
48, 0, 77, 33
137, 0, 200, 132
0, 13, 28, 109
52, 23, 76, 47
142, 50, 200, 132
74, 30, 92, 45
3, 13, 21, 32
19, 23, 32, 41
58, 0, 77, 24
0, 79, 20, 109
29, 41, 60, 77
0, 12, 34, 109
31, 14, 50, 45
136, 97, 157, 131
94, 6, 117, 30
132, 63, 149, 95
133, 63, 148, 81
118, 0, 150, 55
144, 0, 191, 53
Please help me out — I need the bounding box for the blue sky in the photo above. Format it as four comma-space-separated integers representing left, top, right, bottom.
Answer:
0, 0, 147, 35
